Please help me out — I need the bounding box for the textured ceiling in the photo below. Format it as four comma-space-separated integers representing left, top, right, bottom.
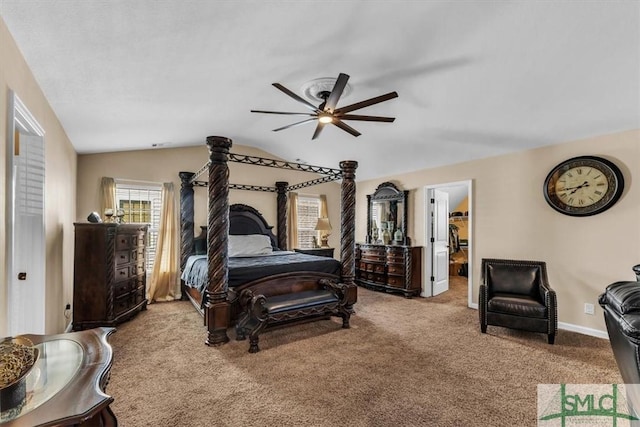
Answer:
1, 1, 638, 181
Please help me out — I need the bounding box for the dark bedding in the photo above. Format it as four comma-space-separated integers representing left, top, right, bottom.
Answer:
181, 252, 341, 292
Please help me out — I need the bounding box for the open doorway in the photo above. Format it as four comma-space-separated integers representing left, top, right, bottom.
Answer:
423, 180, 473, 308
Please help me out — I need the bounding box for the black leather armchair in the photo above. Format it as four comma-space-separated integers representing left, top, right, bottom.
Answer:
599, 265, 640, 420
479, 258, 558, 344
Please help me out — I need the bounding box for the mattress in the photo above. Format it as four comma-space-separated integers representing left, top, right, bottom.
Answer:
181, 251, 341, 293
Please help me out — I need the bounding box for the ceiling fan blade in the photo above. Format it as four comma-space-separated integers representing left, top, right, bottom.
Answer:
334, 91, 398, 114
311, 122, 326, 140
338, 114, 396, 122
332, 118, 361, 137
251, 110, 315, 116
272, 83, 319, 112
272, 117, 317, 132
324, 73, 350, 113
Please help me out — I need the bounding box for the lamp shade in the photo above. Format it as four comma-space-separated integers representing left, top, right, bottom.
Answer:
314, 217, 332, 232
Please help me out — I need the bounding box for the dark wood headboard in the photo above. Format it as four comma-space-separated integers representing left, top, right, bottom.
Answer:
194, 203, 279, 252
229, 204, 278, 249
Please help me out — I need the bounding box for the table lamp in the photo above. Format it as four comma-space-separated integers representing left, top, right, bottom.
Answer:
314, 217, 332, 248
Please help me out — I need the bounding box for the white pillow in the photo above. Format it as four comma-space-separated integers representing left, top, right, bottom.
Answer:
228, 234, 273, 257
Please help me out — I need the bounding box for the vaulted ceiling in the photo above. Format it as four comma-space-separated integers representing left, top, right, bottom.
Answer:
1, 1, 638, 180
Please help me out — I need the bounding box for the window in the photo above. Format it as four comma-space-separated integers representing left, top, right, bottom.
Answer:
115, 182, 162, 273
296, 195, 321, 249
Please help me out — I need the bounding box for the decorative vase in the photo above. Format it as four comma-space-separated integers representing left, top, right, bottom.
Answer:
382, 228, 391, 245
394, 228, 403, 243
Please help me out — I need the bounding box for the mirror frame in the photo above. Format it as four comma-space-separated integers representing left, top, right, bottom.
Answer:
366, 182, 409, 246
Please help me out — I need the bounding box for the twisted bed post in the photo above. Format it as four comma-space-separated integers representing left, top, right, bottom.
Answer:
179, 172, 195, 301
204, 136, 232, 346
339, 160, 358, 310
275, 181, 288, 250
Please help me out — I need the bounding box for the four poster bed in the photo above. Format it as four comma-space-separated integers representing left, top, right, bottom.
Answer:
179, 136, 358, 347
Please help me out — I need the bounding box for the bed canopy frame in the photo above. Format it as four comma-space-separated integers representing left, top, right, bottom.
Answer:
179, 136, 358, 346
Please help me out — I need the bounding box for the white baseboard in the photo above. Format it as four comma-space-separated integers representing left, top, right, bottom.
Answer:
558, 321, 609, 339
465, 304, 609, 339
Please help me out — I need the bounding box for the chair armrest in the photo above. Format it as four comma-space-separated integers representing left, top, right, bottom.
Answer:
538, 279, 555, 302
544, 287, 558, 335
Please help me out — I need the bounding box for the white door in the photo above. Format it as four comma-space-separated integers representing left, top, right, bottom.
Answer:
431, 189, 449, 296
7, 94, 46, 335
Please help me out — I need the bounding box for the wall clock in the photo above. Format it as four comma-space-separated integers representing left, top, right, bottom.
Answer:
543, 155, 624, 217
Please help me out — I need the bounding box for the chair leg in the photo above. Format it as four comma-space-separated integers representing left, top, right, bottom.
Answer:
548, 334, 555, 345
481, 323, 487, 333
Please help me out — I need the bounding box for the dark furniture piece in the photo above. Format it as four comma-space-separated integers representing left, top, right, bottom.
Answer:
235, 275, 351, 353
294, 247, 335, 258
181, 205, 342, 321
179, 137, 358, 347
355, 243, 422, 298
479, 258, 557, 344
366, 182, 409, 245
73, 223, 148, 331
1, 328, 117, 426
598, 264, 640, 419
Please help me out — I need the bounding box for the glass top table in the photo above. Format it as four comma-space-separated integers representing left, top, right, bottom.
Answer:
0, 328, 116, 426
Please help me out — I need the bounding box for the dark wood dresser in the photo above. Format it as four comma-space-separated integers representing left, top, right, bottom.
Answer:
73, 223, 148, 330
355, 243, 422, 297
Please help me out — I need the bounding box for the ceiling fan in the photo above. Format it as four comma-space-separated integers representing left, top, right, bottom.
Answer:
251, 73, 398, 140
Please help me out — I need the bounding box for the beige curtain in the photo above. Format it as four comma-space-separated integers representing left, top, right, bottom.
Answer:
100, 177, 116, 218
287, 192, 299, 249
148, 183, 179, 302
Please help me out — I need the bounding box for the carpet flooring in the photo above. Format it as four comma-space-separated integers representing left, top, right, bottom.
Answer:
107, 277, 621, 426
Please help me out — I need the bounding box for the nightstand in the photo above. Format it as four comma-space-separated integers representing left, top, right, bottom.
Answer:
294, 247, 335, 258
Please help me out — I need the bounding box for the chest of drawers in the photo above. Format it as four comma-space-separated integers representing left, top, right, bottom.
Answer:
73, 223, 148, 330
355, 243, 422, 297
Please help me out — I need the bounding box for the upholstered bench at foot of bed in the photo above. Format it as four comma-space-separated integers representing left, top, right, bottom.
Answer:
235, 279, 351, 353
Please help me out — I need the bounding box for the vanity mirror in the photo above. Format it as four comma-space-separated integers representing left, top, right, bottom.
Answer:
366, 182, 409, 245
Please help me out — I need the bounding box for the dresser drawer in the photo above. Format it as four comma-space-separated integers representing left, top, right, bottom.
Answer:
114, 279, 133, 298
134, 233, 146, 247
115, 250, 130, 265
387, 276, 406, 288
362, 253, 386, 262
365, 272, 386, 284
130, 248, 145, 263
114, 294, 131, 316
134, 263, 146, 277
115, 266, 131, 281
387, 256, 406, 265
133, 287, 146, 304
387, 264, 405, 275
115, 234, 133, 250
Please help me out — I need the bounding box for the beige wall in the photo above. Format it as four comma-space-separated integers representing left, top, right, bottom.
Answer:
357, 130, 640, 333
0, 17, 78, 335
76, 144, 343, 253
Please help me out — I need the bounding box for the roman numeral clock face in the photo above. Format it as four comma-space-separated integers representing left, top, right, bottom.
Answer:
544, 156, 624, 216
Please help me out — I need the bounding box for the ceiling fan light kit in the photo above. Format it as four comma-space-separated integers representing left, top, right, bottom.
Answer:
251, 73, 398, 140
